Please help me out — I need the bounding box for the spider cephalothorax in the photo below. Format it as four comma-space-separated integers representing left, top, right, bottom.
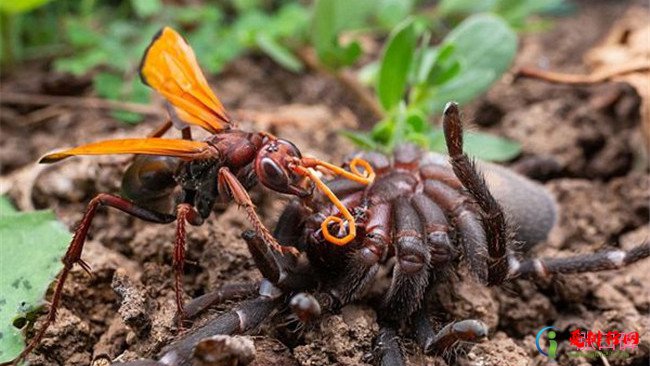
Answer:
126, 103, 649, 366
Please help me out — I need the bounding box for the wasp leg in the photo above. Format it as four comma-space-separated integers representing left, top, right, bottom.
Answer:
147, 118, 173, 137
173, 203, 203, 329
13, 193, 175, 365
218, 167, 299, 256
147, 117, 192, 139
147, 107, 192, 140
508, 242, 650, 279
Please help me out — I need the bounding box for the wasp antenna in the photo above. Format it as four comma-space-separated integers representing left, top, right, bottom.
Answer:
301, 157, 375, 185
293, 166, 357, 245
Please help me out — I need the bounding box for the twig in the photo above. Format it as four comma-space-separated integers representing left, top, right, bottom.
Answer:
0, 163, 48, 211
19, 105, 67, 126
297, 48, 385, 120
0, 91, 163, 116
516, 60, 650, 85
597, 351, 611, 366
0, 91, 346, 129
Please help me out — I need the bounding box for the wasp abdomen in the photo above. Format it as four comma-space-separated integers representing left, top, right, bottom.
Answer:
122, 155, 180, 212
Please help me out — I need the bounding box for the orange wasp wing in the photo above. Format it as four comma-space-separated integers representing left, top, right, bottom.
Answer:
140, 27, 231, 133
40, 138, 213, 163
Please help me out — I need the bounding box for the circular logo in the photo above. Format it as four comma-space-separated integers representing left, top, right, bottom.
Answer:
536, 326, 558, 356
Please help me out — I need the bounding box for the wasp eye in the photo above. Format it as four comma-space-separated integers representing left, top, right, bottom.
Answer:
261, 157, 288, 187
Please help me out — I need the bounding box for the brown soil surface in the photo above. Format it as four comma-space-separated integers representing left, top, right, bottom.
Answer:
1, 1, 648, 365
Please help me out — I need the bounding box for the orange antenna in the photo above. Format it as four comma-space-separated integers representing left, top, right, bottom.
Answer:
300, 157, 375, 184
293, 157, 375, 245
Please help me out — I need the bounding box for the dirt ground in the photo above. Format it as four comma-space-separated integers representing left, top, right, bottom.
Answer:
1, 1, 649, 365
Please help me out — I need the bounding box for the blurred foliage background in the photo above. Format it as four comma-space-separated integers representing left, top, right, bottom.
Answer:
0, 0, 569, 159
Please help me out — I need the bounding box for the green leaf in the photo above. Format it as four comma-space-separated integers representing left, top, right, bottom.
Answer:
404, 131, 429, 147
376, 18, 417, 111
428, 129, 521, 162
94, 73, 149, 124
438, 0, 494, 17
173, 5, 224, 24
269, 3, 310, 40
492, 0, 564, 28
0, 0, 51, 14
0, 196, 17, 215
232, 0, 263, 13
357, 61, 379, 86
113, 78, 150, 124
340, 130, 380, 150
387, 103, 408, 150
374, 0, 415, 29
256, 34, 303, 72
93, 72, 122, 100
428, 127, 447, 152
130, 0, 161, 18
54, 48, 109, 75
311, 0, 371, 68
463, 131, 521, 161
64, 19, 102, 48
428, 14, 517, 112
405, 110, 428, 133
428, 59, 461, 86
370, 119, 395, 144
439, 0, 567, 29
0, 210, 70, 363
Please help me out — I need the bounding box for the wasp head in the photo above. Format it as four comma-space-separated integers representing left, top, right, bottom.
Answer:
255, 139, 312, 197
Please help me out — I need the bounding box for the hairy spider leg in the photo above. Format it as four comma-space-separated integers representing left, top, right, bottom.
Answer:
183, 282, 260, 319
423, 180, 489, 282
508, 242, 650, 279
374, 327, 406, 366
331, 201, 390, 304
155, 297, 279, 366
411, 192, 456, 266
241, 229, 315, 291
412, 308, 488, 354
443, 102, 510, 285
381, 197, 432, 318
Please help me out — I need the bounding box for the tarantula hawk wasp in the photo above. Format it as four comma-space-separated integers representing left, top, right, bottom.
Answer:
10, 27, 375, 364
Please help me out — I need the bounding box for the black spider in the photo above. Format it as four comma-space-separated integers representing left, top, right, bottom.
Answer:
116, 102, 650, 366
